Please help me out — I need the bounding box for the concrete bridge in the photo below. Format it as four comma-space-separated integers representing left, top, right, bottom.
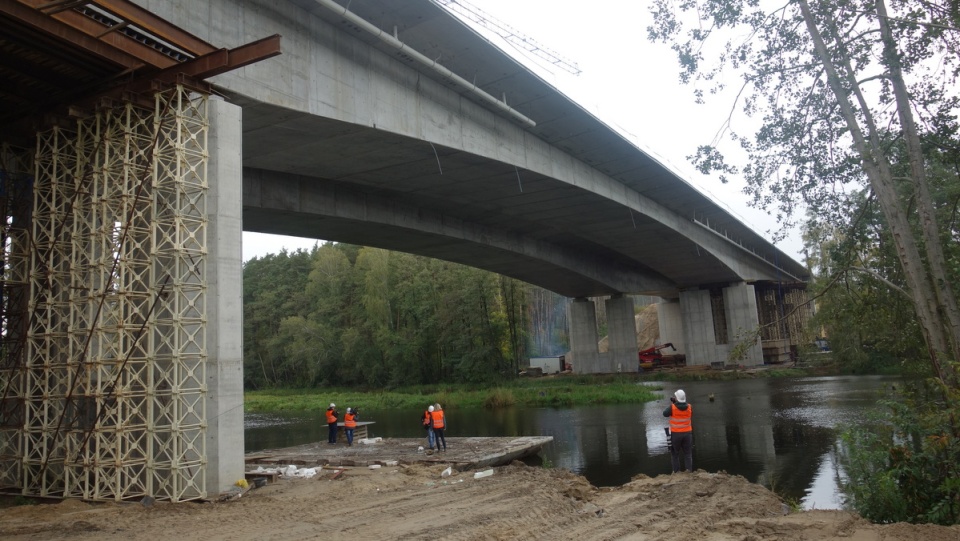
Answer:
0, 0, 808, 502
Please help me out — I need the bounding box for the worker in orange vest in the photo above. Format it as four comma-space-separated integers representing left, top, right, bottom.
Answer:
343, 407, 358, 446
662, 389, 693, 472
325, 403, 339, 445
430, 403, 447, 452
423, 405, 436, 450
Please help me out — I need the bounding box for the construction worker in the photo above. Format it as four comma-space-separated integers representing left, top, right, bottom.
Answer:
423, 405, 436, 450
325, 403, 339, 444
344, 407, 358, 446
430, 403, 447, 452
663, 389, 693, 472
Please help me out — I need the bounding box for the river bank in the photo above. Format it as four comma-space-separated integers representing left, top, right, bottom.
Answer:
2, 461, 957, 541
244, 365, 831, 413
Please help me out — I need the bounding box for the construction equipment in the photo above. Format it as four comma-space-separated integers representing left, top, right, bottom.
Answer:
639, 343, 676, 371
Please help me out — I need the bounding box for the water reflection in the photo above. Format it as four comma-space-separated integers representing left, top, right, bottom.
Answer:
245, 375, 899, 510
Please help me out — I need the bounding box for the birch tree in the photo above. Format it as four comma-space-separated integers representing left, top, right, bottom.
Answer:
648, 0, 960, 392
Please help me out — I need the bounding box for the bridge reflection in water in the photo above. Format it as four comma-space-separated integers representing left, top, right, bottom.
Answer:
245, 375, 899, 510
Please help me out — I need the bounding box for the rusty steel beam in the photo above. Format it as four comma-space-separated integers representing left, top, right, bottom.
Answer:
2, 0, 145, 69
127, 34, 282, 88
89, 35, 281, 104
198, 34, 282, 79
88, 0, 217, 57
17, 0, 181, 69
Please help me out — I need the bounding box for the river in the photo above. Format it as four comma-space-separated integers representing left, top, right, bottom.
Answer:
245, 375, 900, 510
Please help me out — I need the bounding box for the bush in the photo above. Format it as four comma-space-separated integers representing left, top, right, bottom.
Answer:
838, 389, 960, 525
483, 388, 516, 408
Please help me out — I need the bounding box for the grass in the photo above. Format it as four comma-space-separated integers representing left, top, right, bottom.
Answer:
244, 366, 836, 412
244, 374, 662, 412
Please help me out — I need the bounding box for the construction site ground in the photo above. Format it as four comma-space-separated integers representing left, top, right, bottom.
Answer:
3, 460, 959, 541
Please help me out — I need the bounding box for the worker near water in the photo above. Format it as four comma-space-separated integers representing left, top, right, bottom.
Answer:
662, 389, 693, 472
325, 403, 339, 445
423, 405, 436, 450
430, 403, 447, 452
344, 407, 358, 446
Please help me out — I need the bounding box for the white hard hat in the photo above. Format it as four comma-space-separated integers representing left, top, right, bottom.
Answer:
674, 390, 686, 403
347, 407, 352, 413
330, 403, 336, 408
428, 405, 435, 412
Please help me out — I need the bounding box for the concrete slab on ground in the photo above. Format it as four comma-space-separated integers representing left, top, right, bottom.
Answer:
245, 436, 552, 471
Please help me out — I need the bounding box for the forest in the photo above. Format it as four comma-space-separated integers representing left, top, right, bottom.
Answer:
242, 243, 577, 389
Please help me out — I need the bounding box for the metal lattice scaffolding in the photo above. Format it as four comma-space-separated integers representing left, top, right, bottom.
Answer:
1, 85, 209, 502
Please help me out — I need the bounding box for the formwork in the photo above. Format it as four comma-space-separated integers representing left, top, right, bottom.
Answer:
0, 85, 209, 502
755, 282, 810, 363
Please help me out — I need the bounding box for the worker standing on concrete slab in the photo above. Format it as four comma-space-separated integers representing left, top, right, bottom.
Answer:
431, 403, 447, 452
326, 403, 339, 444
423, 405, 436, 450
344, 407, 358, 446
663, 390, 693, 472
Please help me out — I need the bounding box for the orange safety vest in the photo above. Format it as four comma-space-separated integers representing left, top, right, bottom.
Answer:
669, 404, 692, 433
422, 411, 431, 426
430, 410, 445, 429
326, 408, 338, 424
344, 412, 357, 428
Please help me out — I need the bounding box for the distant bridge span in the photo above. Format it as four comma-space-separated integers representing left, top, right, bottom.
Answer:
172, 0, 810, 299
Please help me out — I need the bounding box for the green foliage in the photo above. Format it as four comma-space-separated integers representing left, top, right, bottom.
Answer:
806, 131, 960, 376
244, 376, 660, 412
242, 243, 534, 388
483, 388, 517, 408
838, 386, 960, 525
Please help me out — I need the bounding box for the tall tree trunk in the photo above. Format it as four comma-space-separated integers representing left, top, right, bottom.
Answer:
798, 0, 957, 388
875, 0, 960, 369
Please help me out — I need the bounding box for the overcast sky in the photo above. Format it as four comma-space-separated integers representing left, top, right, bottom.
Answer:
242, 0, 803, 262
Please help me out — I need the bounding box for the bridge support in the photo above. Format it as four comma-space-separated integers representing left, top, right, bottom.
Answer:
657, 299, 684, 358
568, 298, 600, 373
0, 87, 243, 502
204, 97, 245, 498
679, 282, 762, 367
605, 295, 638, 373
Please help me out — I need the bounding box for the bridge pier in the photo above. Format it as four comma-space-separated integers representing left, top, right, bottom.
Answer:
679, 282, 763, 367
605, 295, 639, 373
205, 97, 246, 497
568, 298, 600, 373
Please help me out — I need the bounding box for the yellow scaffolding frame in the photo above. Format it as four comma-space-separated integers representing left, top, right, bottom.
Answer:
1, 84, 209, 502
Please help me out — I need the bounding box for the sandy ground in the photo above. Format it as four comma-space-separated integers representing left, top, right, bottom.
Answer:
2, 462, 958, 541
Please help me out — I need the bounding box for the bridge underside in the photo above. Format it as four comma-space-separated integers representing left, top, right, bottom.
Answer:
237, 98, 752, 298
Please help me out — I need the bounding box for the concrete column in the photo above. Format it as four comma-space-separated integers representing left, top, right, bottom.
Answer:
656, 298, 684, 356
605, 295, 637, 373
679, 289, 727, 366
723, 282, 763, 366
568, 298, 600, 374
205, 97, 245, 497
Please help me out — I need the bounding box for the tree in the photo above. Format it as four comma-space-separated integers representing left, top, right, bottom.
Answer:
648, 0, 960, 393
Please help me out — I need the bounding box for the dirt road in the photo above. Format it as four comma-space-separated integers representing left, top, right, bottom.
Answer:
2, 463, 958, 540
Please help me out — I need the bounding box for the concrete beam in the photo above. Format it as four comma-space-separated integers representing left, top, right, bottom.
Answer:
242, 168, 676, 297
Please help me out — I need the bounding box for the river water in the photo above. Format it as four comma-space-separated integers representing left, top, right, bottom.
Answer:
245, 375, 900, 510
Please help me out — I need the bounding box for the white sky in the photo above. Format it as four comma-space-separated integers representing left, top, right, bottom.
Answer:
242, 0, 803, 262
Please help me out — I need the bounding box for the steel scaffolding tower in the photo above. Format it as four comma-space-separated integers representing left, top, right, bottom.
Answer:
0, 84, 209, 502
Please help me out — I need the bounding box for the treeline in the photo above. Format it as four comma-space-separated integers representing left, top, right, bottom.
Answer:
242, 243, 571, 389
